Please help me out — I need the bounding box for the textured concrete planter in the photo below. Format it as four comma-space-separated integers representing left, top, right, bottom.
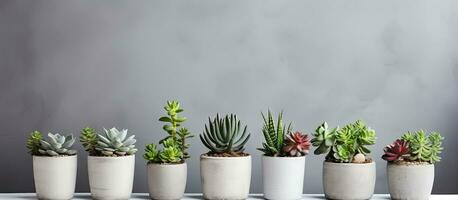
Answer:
33, 155, 77, 200
200, 155, 251, 200
88, 155, 135, 200
262, 156, 305, 200
147, 162, 187, 200
323, 161, 376, 200
387, 163, 434, 200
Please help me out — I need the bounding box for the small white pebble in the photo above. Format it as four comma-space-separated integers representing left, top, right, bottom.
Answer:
353, 153, 366, 163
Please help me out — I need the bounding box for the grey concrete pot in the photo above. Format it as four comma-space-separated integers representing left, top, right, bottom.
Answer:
323, 161, 376, 200
88, 155, 135, 200
387, 162, 434, 200
33, 155, 77, 200
262, 156, 305, 200
147, 162, 187, 200
200, 155, 251, 200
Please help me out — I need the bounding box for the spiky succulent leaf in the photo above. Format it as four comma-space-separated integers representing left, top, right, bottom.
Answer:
258, 111, 291, 156
200, 114, 250, 155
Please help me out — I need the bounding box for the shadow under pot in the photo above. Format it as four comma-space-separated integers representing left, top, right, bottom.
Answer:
200, 154, 251, 200
387, 162, 434, 200
147, 162, 187, 200
88, 155, 135, 200
33, 155, 77, 200
323, 161, 376, 200
262, 156, 305, 200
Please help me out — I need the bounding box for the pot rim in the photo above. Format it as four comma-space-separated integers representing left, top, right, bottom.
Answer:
323, 160, 375, 166
88, 154, 135, 159
262, 155, 306, 159
147, 162, 187, 166
200, 154, 251, 160
387, 162, 434, 167
33, 154, 77, 159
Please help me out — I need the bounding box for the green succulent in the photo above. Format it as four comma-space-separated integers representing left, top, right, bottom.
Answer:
333, 145, 351, 162
144, 138, 183, 163
80, 127, 98, 156
312, 120, 376, 163
200, 114, 250, 155
144, 100, 193, 164
311, 122, 337, 155
257, 110, 292, 156
27, 131, 42, 155
428, 132, 444, 163
96, 127, 137, 156
158, 100, 193, 159
159, 138, 183, 163
401, 130, 444, 163
144, 143, 159, 161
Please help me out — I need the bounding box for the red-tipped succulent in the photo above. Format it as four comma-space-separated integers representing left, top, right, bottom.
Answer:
283, 131, 311, 156
382, 139, 410, 161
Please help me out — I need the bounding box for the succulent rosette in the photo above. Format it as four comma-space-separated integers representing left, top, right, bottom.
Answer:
283, 132, 311, 156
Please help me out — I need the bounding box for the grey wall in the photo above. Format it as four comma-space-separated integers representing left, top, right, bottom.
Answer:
1, 0, 457, 194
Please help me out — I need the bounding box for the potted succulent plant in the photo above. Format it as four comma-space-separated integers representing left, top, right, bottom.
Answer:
80, 127, 137, 200
257, 110, 311, 200
199, 114, 251, 200
311, 120, 376, 200
143, 100, 193, 200
27, 131, 77, 200
382, 130, 444, 200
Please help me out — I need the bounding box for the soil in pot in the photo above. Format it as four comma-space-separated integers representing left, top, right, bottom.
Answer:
323, 161, 376, 200
200, 154, 251, 200
387, 161, 434, 200
147, 162, 187, 200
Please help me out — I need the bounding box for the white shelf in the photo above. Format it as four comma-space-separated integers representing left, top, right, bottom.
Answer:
0, 193, 457, 199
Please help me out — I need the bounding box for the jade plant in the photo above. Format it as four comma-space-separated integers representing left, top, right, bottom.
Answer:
27, 131, 77, 156
382, 130, 444, 164
200, 114, 250, 156
144, 100, 193, 164
311, 120, 376, 163
257, 110, 310, 157
80, 127, 137, 156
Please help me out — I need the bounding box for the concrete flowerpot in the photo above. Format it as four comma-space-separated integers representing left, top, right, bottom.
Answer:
323, 161, 376, 200
200, 155, 251, 200
387, 163, 434, 200
262, 156, 305, 200
147, 162, 187, 200
88, 155, 135, 200
33, 155, 77, 200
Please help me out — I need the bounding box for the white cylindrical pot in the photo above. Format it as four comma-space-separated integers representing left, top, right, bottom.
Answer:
88, 155, 135, 200
200, 155, 251, 200
387, 163, 434, 200
323, 161, 376, 200
262, 156, 305, 200
147, 162, 187, 200
33, 155, 77, 200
